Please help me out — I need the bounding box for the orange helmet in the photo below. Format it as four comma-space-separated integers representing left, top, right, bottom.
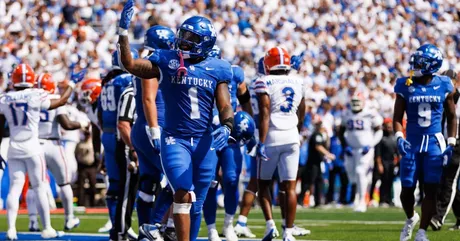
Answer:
79, 78, 102, 105
36, 73, 56, 94
12, 64, 35, 88
264, 47, 291, 73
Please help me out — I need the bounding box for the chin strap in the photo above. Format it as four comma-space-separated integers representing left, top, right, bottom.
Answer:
177, 51, 187, 78
406, 70, 414, 86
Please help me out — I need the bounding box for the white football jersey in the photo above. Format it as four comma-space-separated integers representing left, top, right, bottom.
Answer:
0, 88, 50, 158
342, 107, 383, 148
61, 104, 90, 142
39, 94, 66, 139
255, 74, 306, 146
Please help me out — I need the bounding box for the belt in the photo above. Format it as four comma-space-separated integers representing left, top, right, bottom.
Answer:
103, 127, 116, 133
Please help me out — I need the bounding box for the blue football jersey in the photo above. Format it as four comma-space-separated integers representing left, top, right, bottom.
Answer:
148, 49, 233, 137
394, 75, 453, 136
100, 73, 134, 130
132, 76, 165, 127
229, 65, 245, 111
248, 77, 259, 128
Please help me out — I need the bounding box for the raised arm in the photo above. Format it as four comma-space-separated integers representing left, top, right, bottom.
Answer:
49, 84, 73, 110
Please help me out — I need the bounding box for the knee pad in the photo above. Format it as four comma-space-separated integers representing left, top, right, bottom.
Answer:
173, 202, 192, 214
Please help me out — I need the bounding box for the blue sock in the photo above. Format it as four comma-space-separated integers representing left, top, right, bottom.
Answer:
190, 203, 202, 241
224, 180, 239, 216
151, 188, 173, 224
137, 198, 153, 227
106, 196, 118, 225
203, 186, 217, 225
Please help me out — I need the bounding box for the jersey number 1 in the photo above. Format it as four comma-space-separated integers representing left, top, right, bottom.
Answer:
189, 87, 200, 119
9, 103, 28, 126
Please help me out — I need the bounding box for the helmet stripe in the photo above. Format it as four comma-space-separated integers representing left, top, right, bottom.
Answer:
37, 74, 44, 88
21, 64, 26, 83
277, 47, 284, 65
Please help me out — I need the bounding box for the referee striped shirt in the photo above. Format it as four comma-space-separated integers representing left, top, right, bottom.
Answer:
117, 86, 136, 124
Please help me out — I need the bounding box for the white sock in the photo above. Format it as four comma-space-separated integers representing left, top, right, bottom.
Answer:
282, 219, 286, 227
357, 171, 367, 205
224, 213, 234, 226
167, 218, 174, 228
237, 215, 247, 224
26, 189, 37, 218
266, 219, 276, 229
207, 223, 217, 231
7, 181, 23, 230
60, 185, 74, 220
35, 186, 51, 229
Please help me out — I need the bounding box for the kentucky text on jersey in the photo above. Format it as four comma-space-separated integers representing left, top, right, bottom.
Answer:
170, 76, 214, 88
408, 96, 442, 103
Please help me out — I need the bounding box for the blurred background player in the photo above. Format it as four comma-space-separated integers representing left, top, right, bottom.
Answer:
117, 2, 234, 240
26, 73, 88, 232
203, 45, 253, 241
255, 47, 307, 241
340, 92, 383, 212
99, 48, 138, 241
1, 64, 75, 240
393, 44, 457, 241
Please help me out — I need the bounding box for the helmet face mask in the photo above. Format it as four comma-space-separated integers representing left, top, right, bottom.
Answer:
174, 16, 217, 59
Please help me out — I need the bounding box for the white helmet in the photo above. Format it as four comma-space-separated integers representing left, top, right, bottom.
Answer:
350, 92, 364, 112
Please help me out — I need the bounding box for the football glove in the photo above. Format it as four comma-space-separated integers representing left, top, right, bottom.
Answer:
119, 0, 135, 30
443, 145, 454, 167
212, 125, 231, 151
146, 126, 161, 154
344, 146, 353, 157
256, 143, 269, 161
290, 51, 306, 71
246, 136, 257, 154
362, 146, 370, 155
397, 137, 411, 156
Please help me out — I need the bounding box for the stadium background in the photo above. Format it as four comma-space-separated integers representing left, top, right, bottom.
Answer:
0, 0, 460, 240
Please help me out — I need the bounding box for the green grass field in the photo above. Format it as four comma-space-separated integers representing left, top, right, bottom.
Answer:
1, 207, 459, 241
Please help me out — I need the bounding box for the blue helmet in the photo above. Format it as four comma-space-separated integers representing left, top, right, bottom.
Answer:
233, 111, 256, 145
257, 57, 265, 75
144, 25, 175, 50
207, 45, 221, 58
409, 44, 443, 76
112, 48, 139, 69
175, 16, 217, 58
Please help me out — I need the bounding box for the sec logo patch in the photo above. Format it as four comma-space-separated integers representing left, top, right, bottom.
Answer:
168, 59, 179, 69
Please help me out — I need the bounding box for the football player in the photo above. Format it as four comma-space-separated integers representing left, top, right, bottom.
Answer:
255, 47, 307, 241
131, 25, 175, 241
340, 92, 383, 212
118, 2, 234, 240
394, 44, 457, 241
1, 64, 75, 240
202, 45, 253, 241
99, 49, 138, 241
26, 73, 89, 232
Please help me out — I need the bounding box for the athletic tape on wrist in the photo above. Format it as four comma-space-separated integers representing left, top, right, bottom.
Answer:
118, 28, 128, 36
395, 131, 404, 140
448, 137, 456, 146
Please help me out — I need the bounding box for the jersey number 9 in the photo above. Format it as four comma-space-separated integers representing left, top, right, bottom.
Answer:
418, 103, 431, 127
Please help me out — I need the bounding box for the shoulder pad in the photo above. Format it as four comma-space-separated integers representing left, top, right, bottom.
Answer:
113, 74, 133, 87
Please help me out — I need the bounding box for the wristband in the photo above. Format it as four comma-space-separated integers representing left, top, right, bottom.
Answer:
68, 81, 76, 89
448, 137, 456, 146
118, 27, 128, 36
148, 126, 161, 139
395, 131, 404, 140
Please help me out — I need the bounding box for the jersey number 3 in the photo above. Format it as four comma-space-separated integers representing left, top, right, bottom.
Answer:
280, 87, 295, 112
418, 103, 431, 127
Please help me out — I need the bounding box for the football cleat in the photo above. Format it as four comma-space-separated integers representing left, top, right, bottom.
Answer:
234, 222, 256, 238
139, 224, 163, 241
283, 233, 297, 241
262, 227, 279, 241
6, 228, 17, 240
64, 217, 80, 231
127, 227, 138, 240
29, 219, 40, 232
222, 224, 238, 241
430, 218, 442, 231
41, 228, 64, 239
414, 229, 429, 241
163, 227, 177, 241
207, 228, 222, 241
400, 212, 420, 241
98, 219, 112, 233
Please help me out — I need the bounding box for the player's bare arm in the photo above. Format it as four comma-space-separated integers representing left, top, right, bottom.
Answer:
257, 93, 270, 143
48, 85, 73, 110
237, 82, 253, 116
118, 36, 160, 79
393, 94, 406, 134
297, 97, 306, 132
216, 82, 234, 130
142, 78, 159, 128
57, 114, 87, 130
445, 91, 457, 142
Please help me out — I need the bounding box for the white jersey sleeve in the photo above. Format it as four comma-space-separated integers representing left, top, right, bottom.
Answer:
38, 95, 67, 139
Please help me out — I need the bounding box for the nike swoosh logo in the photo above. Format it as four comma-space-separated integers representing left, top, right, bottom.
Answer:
210, 147, 215, 151
205, 67, 215, 70
434, 86, 440, 90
